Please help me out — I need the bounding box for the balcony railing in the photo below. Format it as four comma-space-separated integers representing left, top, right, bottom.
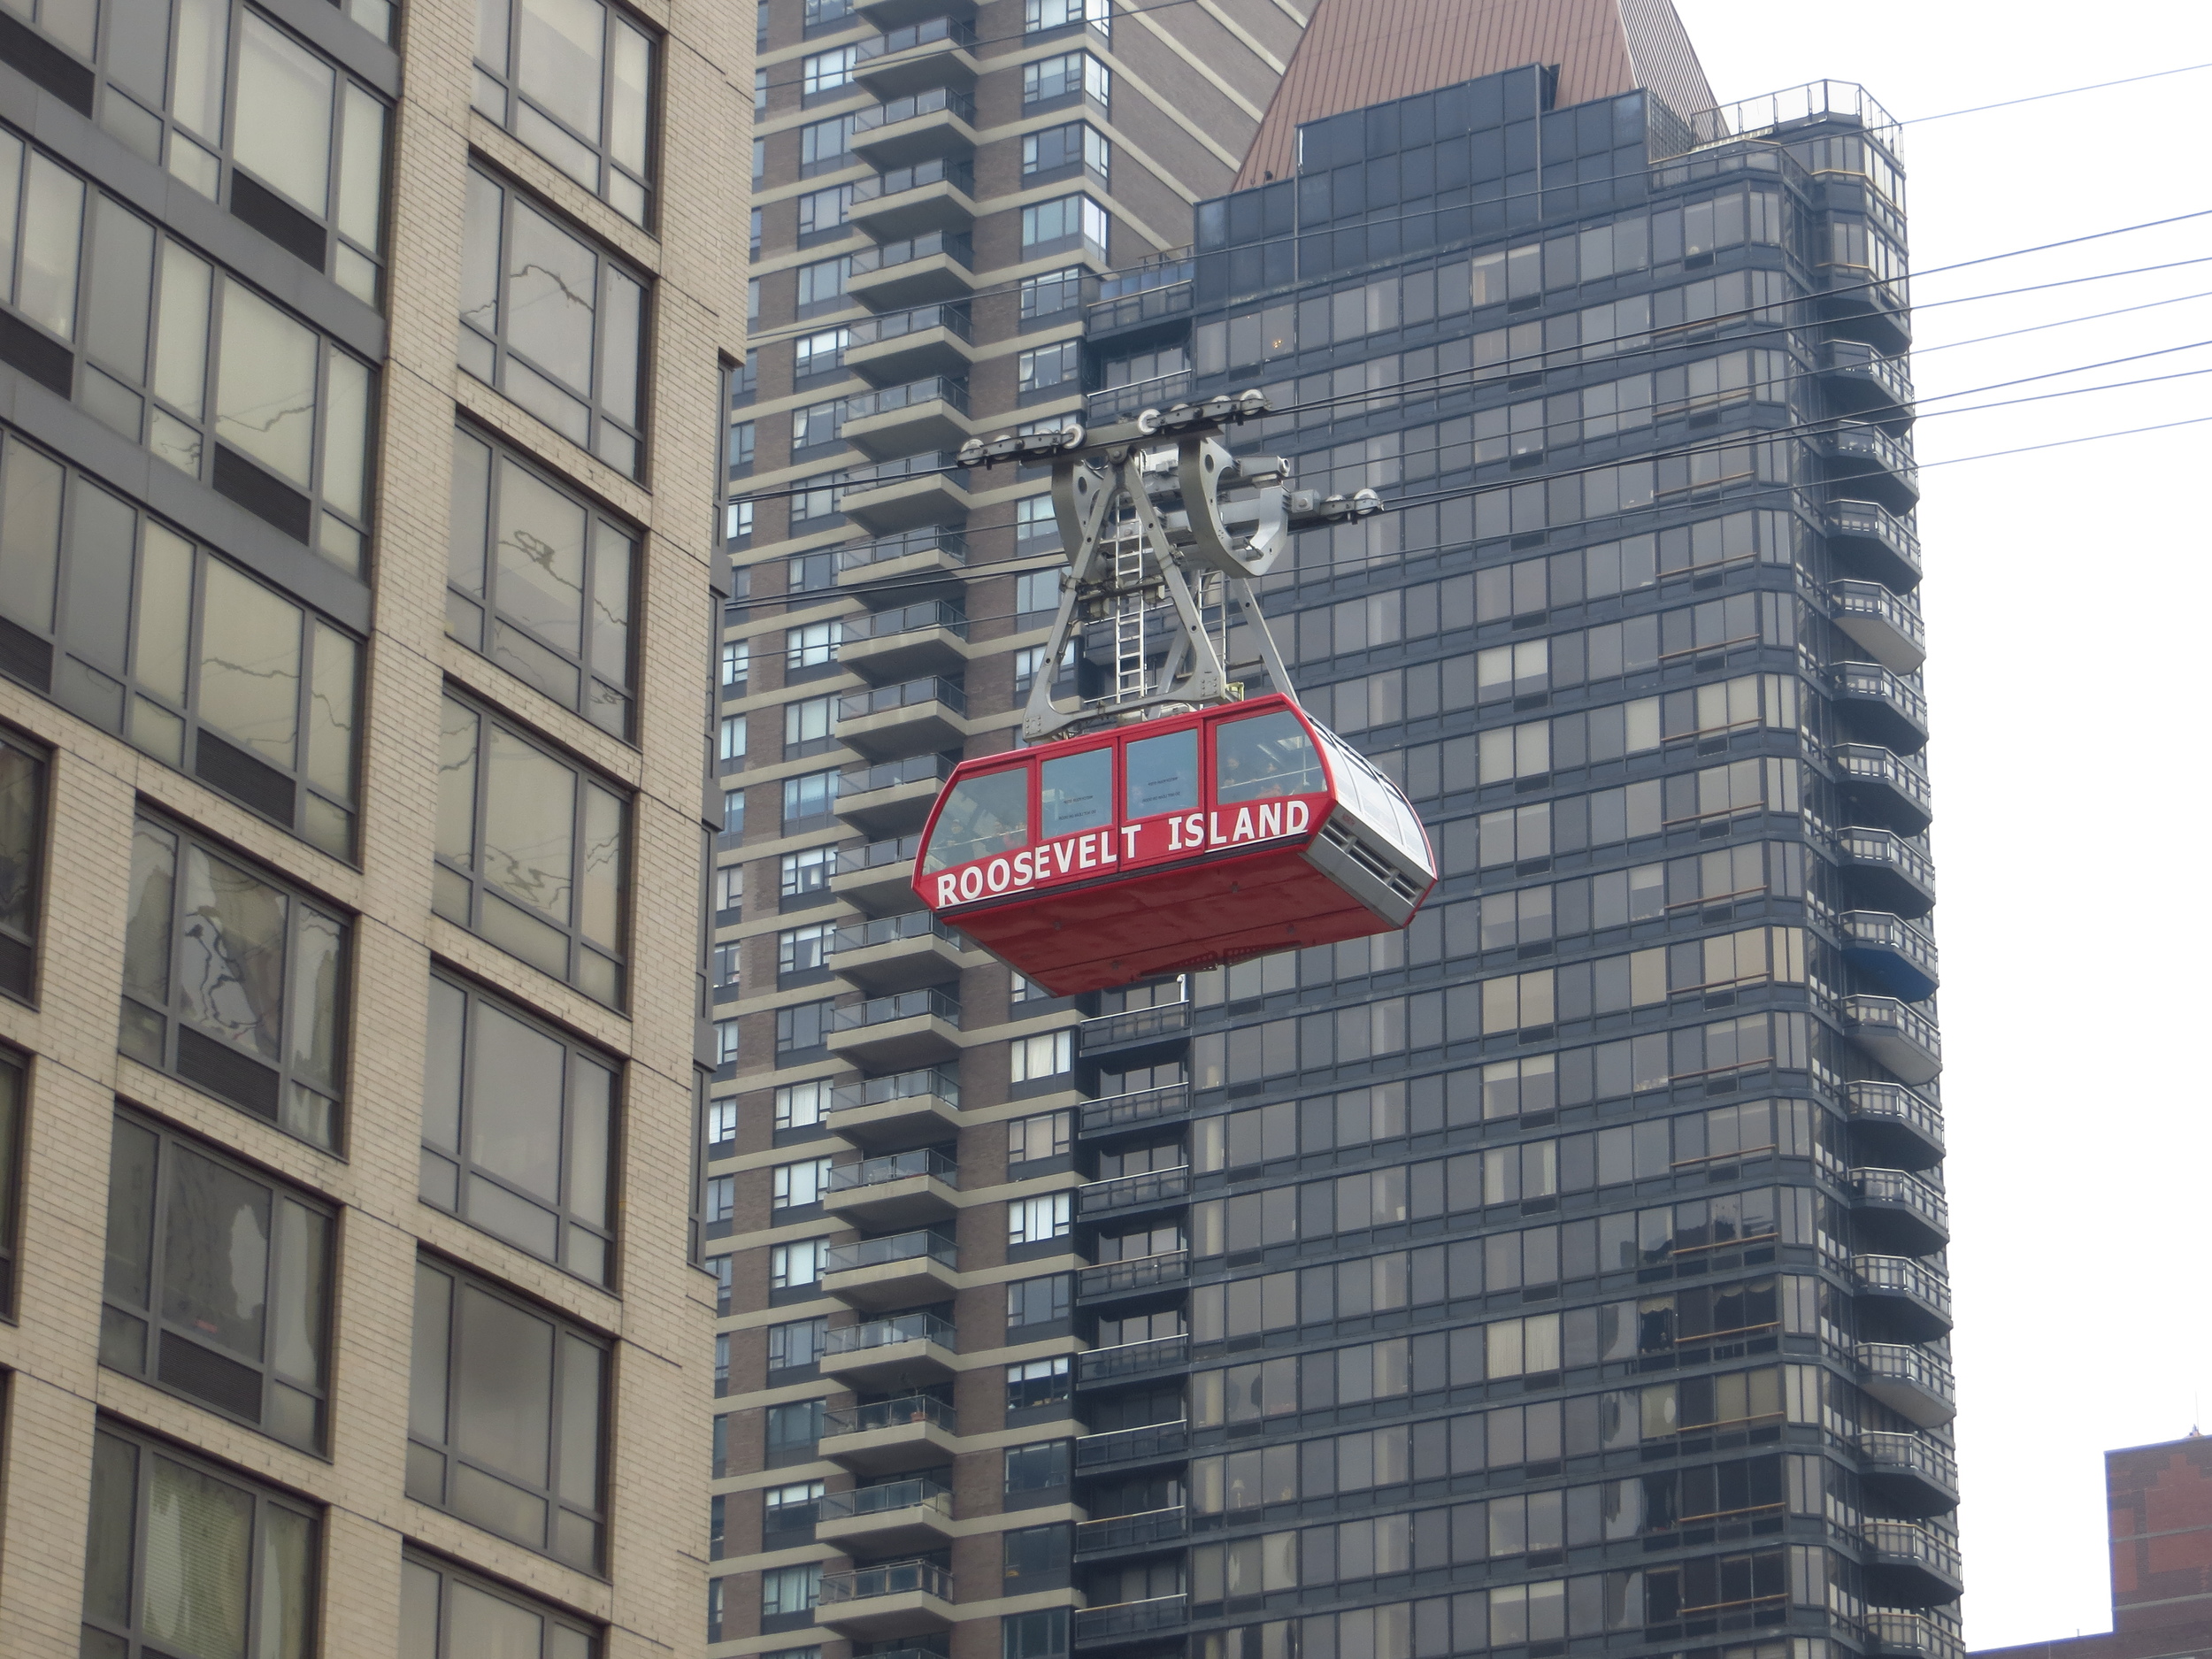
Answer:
1827, 499, 1922, 575
1078, 1001, 1194, 1049
1867, 1609, 1964, 1659
1076, 1166, 1191, 1216
840, 451, 967, 496
1825, 422, 1918, 488
1856, 1430, 1960, 1495
1830, 578, 1925, 658
1079, 1082, 1192, 1137
1832, 662, 1930, 734
1076, 1594, 1187, 1643
856, 13, 978, 58
1086, 367, 1194, 419
1831, 744, 1932, 815
851, 231, 973, 274
848, 303, 973, 347
1097, 252, 1194, 300
827, 1148, 960, 1195
853, 85, 977, 134
1864, 1518, 1962, 1583
1846, 1081, 1945, 1155
844, 602, 968, 645
840, 674, 968, 722
1074, 1419, 1188, 1469
826, 1310, 957, 1356
1079, 1249, 1189, 1300
1835, 826, 1936, 896
818, 1558, 952, 1605
1845, 996, 1943, 1075
852, 156, 975, 205
824, 1229, 958, 1275
836, 833, 923, 874
1078, 1332, 1189, 1384
830, 987, 962, 1032
1087, 278, 1194, 334
833, 1066, 961, 1113
831, 910, 965, 956
841, 523, 968, 570
1074, 1504, 1187, 1553
846, 375, 971, 422
1822, 337, 1913, 405
1854, 1254, 1951, 1315
1852, 1167, 1949, 1234
1857, 1342, 1955, 1403
824, 1393, 957, 1438
818, 1477, 953, 1524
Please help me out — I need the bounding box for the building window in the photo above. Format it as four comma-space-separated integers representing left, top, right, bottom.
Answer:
1004, 1439, 1071, 1493
1007, 1273, 1071, 1330
1022, 122, 1108, 181
772, 1156, 833, 1209
1007, 1355, 1071, 1410
473, 0, 655, 224
785, 695, 837, 757
1009, 1191, 1071, 1245
1016, 570, 1061, 618
772, 1238, 826, 1288
766, 1398, 825, 1455
1005, 1609, 1071, 1658
793, 399, 847, 449
781, 846, 834, 900
708, 1097, 739, 1147
448, 426, 637, 737
762, 1563, 822, 1619
1020, 267, 1084, 322
800, 114, 856, 176
777, 1079, 830, 1129
1015, 495, 1062, 546
714, 1018, 741, 1066
795, 326, 850, 378
408, 1256, 608, 1571
797, 256, 850, 313
1018, 339, 1081, 396
435, 692, 630, 1005
787, 620, 842, 669
719, 714, 749, 765
721, 787, 747, 840
765, 1479, 826, 1526
121, 816, 348, 1147
1020, 195, 1107, 260
403, 1551, 602, 1658
1003, 1522, 1072, 1590
727, 498, 755, 541
0, 437, 363, 850
802, 45, 856, 96
750, 204, 764, 256
729, 419, 757, 474
803, 0, 855, 26
83, 1425, 321, 1659
798, 183, 853, 239
705, 1172, 734, 1225
721, 639, 752, 691
0, 141, 377, 568
100, 1108, 331, 1448
716, 864, 745, 916
780, 921, 833, 977
712, 941, 742, 994
1010, 1029, 1072, 1084
460, 167, 647, 477
753, 135, 766, 181
782, 768, 839, 825
0, 734, 37, 1002
768, 1316, 828, 1371
1009, 1109, 1071, 1164
4, 2, 389, 291
1025, 0, 1108, 34
420, 974, 618, 1284
0, 1053, 18, 1316
1022, 50, 1108, 108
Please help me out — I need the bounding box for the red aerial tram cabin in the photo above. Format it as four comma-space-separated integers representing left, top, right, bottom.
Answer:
913, 695, 1437, 995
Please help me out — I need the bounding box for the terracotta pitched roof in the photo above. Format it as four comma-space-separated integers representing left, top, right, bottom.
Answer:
1233, 0, 1717, 188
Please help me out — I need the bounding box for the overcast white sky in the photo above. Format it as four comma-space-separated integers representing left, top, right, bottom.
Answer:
1667, 0, 2212, 1643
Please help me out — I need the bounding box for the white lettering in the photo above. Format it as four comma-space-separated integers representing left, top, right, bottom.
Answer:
1233, 808, 1255, 842
1054, 841, 1078, 875
1100, 829, 1117, 864
987, 857, 1010, 893
1185, 812, 1204, 846
1168, 816, 1183, 850
1079, 835, 1097, 870
935, 874, 959, 905
1122, 824, 1141, 857
957, 865, 984, 901
1287, 800, 1310, 833
1208, 810, 1224, 845
1258, 803, 1281, 838
1014, 850, 1033, 885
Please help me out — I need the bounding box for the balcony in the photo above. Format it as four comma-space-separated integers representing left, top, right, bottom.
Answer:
824, 1228, 961, 1310
1845, 995, 1942, 1087
1087, 265, 1195, 346
1855, 1431, 1961, 1517
827, 987, 962, 1069
847, 302, 974, 383
856, 0, 969, 30
1851, 1166, 1949, 1256
1817, 338, 1914, 429
1854, 1255, 1952, 1342
1077, 1332, 1190, 1387
1079, 1083, 1193, 1141
821, 1310, 958, 1389
1824, 424, 1919, 512
1839, 911, 1939, 1002
837, 674, 972, 760
830, 910, 972, 993
1075, 1594, 1187, 1648
1829, 580, 1925, 673
1833, 826, 1935, 918
1074, 1505, 1187, 1556
1075, 1166, 1191, 1220
1867, 1609, 1964, 1659
1076, 1001, 1194, 1062
839, 453, 969, 534
843, 375, 975, 460
826, 1148, 959, 1229
822, 1394, 963, 1474
831, 833, 923, 911
849, 229, 976, 311
837, 752, 957, 838
1862, 1519, 1965, 1608
1086, 368, 1196, 425
1826, 499, 1922, 590
817, 1477, 956, 1555
1831, 662, 1930, 753
816, 1558, 955, 1640
830, 1067, 961, 1151
850, 156, 978, 240
1078, 1250, 1189, 1305
842, 601, 971, 683
839, 523, 967, 591
851, 85, 978, 170
1846, 1080, 1945, 1171
853, 15, 979, 97
1857, 1342, 1956, 1429
1831, 743, 1932, 835
1073, 1419, 1189, 1473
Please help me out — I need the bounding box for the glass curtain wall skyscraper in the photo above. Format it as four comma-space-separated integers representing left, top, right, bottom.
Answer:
711, 4, 1955, 1659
